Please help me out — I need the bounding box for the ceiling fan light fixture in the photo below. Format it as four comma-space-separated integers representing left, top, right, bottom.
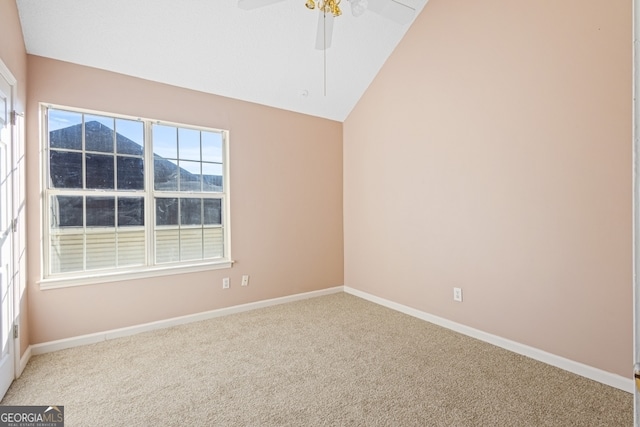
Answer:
317, 0, 341, 17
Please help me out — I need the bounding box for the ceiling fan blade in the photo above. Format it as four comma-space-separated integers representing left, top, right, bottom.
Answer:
315, 12, 335, 50
367, 0, 416, 25
238, 0, 285, 10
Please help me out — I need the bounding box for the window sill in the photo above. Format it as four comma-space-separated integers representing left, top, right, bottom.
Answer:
38, 260, 234, 290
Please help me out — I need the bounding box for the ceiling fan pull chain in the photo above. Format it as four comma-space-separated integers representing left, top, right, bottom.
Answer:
324, 10, 327, 96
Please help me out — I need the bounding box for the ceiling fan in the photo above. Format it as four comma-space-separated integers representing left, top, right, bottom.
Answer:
238, 0, 416, 50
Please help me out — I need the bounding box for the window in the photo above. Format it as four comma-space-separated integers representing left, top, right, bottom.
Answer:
43, 105, 230, 284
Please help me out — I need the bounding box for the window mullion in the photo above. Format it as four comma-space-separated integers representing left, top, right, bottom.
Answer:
145, 121, 155, 267
114, 195, 119, 268
81, 115, 87, 272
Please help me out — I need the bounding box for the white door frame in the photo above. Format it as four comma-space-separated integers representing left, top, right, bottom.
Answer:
634, 0, 640, 425
0, 57, 19, 394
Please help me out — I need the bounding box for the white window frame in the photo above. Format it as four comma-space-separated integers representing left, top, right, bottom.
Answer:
39, 104, 232, 290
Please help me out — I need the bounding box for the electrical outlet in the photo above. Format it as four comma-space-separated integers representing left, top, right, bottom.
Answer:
222, 277, 230, 289
241, 275, 250, 286
453, 287, 463, 302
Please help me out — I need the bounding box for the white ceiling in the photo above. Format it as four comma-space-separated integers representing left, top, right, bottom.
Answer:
16, 0, 428, 122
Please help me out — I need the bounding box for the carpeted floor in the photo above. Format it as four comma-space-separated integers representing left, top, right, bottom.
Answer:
1, 293, 633, 426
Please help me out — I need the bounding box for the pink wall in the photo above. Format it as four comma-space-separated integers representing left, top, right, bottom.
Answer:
0, 0, 29, 357
10, 0, 634, 382
26, 56, 344, 343
344, 0, 632, 376
0, 0, 26, 112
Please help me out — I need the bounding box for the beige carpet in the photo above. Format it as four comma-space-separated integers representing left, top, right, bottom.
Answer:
1, 293, 633, 426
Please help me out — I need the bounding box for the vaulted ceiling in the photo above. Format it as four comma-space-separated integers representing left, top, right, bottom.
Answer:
16, 0, 429, 121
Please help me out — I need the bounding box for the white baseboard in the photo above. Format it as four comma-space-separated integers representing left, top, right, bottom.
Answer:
26, 285, 632, 394
17, 345, 31, 378
31, 286, 344, 356
344, 286, 633, 394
